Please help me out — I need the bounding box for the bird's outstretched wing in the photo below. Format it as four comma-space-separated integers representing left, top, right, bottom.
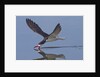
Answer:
26, 18, 49, 37
49, 23, 61, 38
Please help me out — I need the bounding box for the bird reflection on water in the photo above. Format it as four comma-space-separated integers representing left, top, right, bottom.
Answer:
33, 45, 83, 60
33, 48, 65, 60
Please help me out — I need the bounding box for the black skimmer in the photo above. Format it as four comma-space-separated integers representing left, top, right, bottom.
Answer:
34, 49, 65, 60
26, 18, 64, 49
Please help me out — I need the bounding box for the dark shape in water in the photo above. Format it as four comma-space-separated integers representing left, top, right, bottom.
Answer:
33, 49, 65, 60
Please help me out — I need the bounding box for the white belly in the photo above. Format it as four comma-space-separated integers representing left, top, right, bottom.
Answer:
46, 38, 57, 42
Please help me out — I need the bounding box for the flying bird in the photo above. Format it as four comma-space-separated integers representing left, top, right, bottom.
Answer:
26, 18, 64, 49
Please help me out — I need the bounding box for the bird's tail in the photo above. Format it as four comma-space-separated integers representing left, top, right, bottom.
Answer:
58, 37, 65, 40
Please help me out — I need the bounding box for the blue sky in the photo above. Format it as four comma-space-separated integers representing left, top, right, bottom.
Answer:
16, 16, 83, 60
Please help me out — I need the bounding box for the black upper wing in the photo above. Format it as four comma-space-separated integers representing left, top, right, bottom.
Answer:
49, 23, 61, 38
26, 18, 49, 37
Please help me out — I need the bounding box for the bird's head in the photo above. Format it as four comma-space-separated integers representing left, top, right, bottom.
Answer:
34, 44, 41, 50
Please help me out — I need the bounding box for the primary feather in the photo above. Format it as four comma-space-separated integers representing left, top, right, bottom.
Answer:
48, 23, 61, 38
26, 19, 49, 37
